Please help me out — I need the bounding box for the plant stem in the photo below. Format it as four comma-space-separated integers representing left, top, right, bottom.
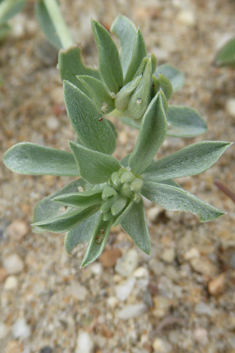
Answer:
43, 0, 73, 49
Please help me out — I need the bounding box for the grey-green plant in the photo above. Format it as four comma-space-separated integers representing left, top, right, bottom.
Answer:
3, 15, 232, 267
214, 37, 235, 67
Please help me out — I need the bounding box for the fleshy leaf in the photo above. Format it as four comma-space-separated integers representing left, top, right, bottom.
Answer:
158, 179, 181, 188
77, 75, 115, 114
33, 205, 99, 232
142, 141, 231, 182
115, 76, 142, 111
166, 105, 208, 137
142, 181, 225, 222
0, 22, 11, 41
69, 141, 121, 184
128, 91, 167, 174
121, 199, 150, 254
63, 81, 116, 155
155, 64, 185, 92
111, 14, 137, 77
53, 190, 102, 208
33, 179, 87, 230
64, 212, 100, 254
124, 28, 147, 84
113, 200, 133, 226
153, 74, 173, 101
0, 0, 26, 25
3, 142, 79, 176
81, 213, 113, 267
58, 45, 101, 95
214, 37, 235, 67
91, 19, 123, 93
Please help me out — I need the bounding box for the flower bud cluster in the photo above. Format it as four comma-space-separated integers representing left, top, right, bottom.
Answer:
100, 167, 143, 221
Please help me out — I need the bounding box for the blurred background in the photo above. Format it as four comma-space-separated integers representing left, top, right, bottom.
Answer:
1, 0, 235, 352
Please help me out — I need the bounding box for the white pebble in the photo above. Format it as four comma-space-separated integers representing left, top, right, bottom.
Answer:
133, 267, 149, 278
90, 263, 103, 275
107, 296, 119, 309
153, 338, 173, 352
50, 86, 64, 104
75, 331, 94, 353
194, 327, 208, 345
161, 248, 175, 263
68, 282, 88, 301
184, 247, 200, 260
117, 303, 147, 320
176, 9, 196, 26
4, 275, 18, 290
226, 99, 235, 118
195, 302, 213, 317
115, 249, 139, 277
147, 206, 162, 222
0, 323, 9, 339
3, 254, 24, 275
115, 277, 136, 301
46, 116, 59, 130
12, 318, 31, 339
7, 220, 29, 241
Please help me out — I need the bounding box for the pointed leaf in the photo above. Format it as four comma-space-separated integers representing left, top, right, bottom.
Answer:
121, 199, 150, 254
115, 76, 142, 111
142, 181, 224, 222
33, 179, 87, 229
64, 212, 100, 254
91, 19, 123, 93
58, 45, 101, 96
158, 179, 181, 188
128, 91, 167, 174
124, 29, 147, 84
33, 205, 99, 232
77, 75, 115, 114
142, 141, 231, 182
0, 0, 25, 25
113, 200, 133, 227
64, 81, 116, 154
69, 141, 121, 184
214, 37, 235, 67
53, 190, 102, 208
3, 142, 79, 176
111, 14, 137, 77
166, 105, 208, 137
155, 64, 185, 92
81, 213, 112, 267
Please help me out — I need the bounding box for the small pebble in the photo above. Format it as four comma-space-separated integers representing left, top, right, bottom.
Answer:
107, 296, 119, 309
230, 253, 235, 269
40, 347, 53, 353
68, 282, 88, 301
115, 277, 136, 301
117, 303, 147, 320
133, 267, 149, 278
12, 318, 31, 339
50, 86, 65, 104
184, 247, 200, 260
76, 331, 94, 353
147, 206, 162, 223
208, 273, 225, 296
190, 257, 216, 277
90, 263, 103, 275
176, 9, 196, 26
46, 116, 59, 131
0, 267, 7, 282
226, 99, 235, 118
153, 296, 171, 318
99, 248, 121, 268
149, 259, 164, 276
3, 254, 24, 275
115, 249, 138, 277
161, 248, 175, 263
195, 302, 213, 317
152, 338, 173, 353
164, 265, 179, 281
4, 275, 18, 290
119, 131, 128, 144
7, 220, 29, 241
0, 322, 9, 339
194, 327, 208, 345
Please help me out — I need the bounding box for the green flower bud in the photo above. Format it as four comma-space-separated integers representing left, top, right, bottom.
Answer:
115, 76, 142, 111
111, 197, 127, 216
130, 178, 143, 192
102, 186, 117, 200
153, 73, 173, 101
121, 182, 132, 198
120, 171, 135, 183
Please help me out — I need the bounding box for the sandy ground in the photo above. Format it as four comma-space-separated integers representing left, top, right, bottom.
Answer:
1, 0, 235, 352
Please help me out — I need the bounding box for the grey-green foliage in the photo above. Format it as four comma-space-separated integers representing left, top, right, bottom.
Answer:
2, 15, 232, 268
58, 14, 207, 139
214, 37, 235, 67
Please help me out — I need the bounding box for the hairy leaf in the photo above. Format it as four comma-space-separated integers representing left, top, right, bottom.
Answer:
77, 75, 115, 114
33, 205, 99, 232
53, 189, 102, 208
0, 22, 11, 41
124, 29, 147, 84
91, 19, 123, 93
69, 141, 121, 184
142, 181, 225, 222
81, 213, 112, 267
128, 91, 167, 174
3, 142, 79, 176
142, 141, 231, 182
214, 37, 235, 67
0, 0, 25, 25
121, 199, 150, 254
111, 14, 137, 77
155, 64, 185, 92
64, 212, 100, 254
64, 81, 116, 154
